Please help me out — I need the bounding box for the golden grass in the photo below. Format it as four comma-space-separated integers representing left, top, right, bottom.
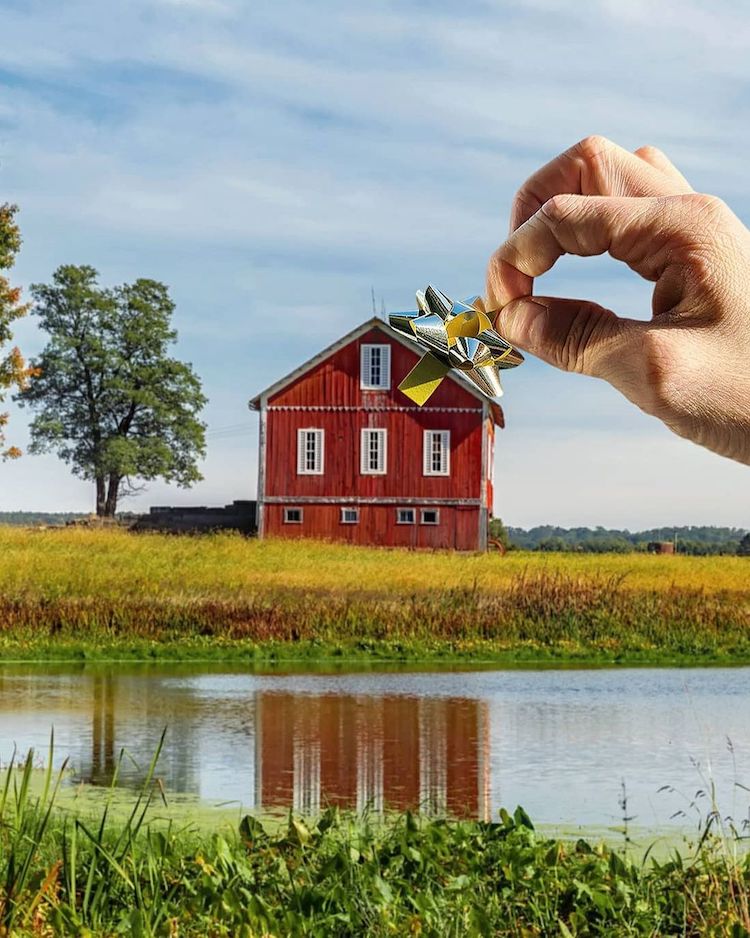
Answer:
0, 527, 747, 663
0, 526, 748, 599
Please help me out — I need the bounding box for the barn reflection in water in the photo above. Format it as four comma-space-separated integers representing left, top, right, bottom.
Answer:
256, 694, 490, 819
16, 669, 491, 819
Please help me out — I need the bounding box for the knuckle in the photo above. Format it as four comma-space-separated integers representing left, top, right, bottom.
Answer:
559, 304, 607, 374
540, 193, 578, 225
512, 186, 541, 224
684, 192, 727, 221
571, 135, 614, 185
636, 144, 663, 159
575, 135, 614, 162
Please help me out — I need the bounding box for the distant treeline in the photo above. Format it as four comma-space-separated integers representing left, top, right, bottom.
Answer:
2, 514, 749, 555
498, 524, 750, 555
0, 512, 89, 526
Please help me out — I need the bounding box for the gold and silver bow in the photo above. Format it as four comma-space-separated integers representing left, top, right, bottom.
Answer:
389, 286, 524, 405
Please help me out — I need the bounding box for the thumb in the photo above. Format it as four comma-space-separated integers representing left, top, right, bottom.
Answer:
495, 296, 642, 380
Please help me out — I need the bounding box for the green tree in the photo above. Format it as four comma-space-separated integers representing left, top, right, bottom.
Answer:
0, 203, 31, 459
738, 533, 750, 557
488, 517, 510, 549
17, 265, 207, 516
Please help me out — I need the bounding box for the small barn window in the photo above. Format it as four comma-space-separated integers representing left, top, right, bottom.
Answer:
340, 507, 359, 524
360, 428, 387, 475
396, 508, 415, 525
297, 428, 324, 475
360, 344, 391, 389
284, 507, 303, 524
420, 508, 439, 525
423, 430, 450, 476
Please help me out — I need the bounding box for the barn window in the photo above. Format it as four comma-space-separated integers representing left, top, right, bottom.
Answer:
296, 428, 324, 475
360, 428, 387, 475
340, 507, 359, 524
284, 507, 303, 524
420, 508, 440, 525
423, 430, 450, 476
396, 508, 415, 525
360, 344, 391, 389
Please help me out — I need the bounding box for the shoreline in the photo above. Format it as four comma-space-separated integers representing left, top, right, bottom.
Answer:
1, 637, 750, 668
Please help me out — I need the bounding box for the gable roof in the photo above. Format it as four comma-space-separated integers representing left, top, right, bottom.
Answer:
248, 316, 505, 419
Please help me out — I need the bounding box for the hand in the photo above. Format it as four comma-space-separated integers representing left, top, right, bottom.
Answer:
486, 135, 750, 465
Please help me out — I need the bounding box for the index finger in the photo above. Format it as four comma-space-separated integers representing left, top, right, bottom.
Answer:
509, 135, 692, 232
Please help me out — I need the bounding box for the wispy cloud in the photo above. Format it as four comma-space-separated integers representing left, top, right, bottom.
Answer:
0, 0, 748, 522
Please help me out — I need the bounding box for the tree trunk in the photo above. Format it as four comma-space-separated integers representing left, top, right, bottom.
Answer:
95, 477, 106, 517
104, 474, 120, 517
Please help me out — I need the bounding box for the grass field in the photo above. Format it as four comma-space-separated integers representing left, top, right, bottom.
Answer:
0, 527, 748, 664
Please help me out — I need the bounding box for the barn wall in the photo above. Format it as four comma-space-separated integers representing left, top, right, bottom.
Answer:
258, 321, 495, 552
270, 327, 482, 411
264, 504, 481, 551
264, 409, 483, 501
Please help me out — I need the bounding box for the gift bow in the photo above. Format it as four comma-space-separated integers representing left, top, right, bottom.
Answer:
389, 285, 524, 405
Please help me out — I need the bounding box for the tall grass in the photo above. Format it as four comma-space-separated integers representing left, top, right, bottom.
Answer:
0, 528, 748, 663
1, 744, 749, 936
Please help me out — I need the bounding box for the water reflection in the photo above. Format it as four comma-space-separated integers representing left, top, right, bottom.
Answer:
256, 694, 489, 818
0, 664, 749, 829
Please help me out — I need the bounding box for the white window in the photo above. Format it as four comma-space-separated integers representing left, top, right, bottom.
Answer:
360, 428, 387, 475
340, 507, 359, 524
420, 508, 440, 525
423, 430, 450, 476
396, 508, 415, 525
284, 507, 303, 524
296, 428, 324, 475
360, 344, 391, 389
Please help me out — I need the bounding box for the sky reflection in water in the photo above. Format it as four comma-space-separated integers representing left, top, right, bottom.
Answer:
0, 664, 748, 831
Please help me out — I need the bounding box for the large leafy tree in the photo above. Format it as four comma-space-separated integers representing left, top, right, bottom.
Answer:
0, 203, 32, 459
18, 265, 207, 516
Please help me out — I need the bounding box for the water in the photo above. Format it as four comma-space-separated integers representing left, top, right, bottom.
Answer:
1, 663, 749, 831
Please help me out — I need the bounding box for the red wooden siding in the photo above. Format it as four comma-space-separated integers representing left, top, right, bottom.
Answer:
257, 320, 497, 551
270, 327, 481, 411
264, 504, 480, 550
264, 409, 482, 500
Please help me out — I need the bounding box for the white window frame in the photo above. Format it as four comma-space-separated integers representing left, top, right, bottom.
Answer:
340, 507, 360, 524
396, 507, 416, 525
423, 430, 450, 476
420, 508, 440, 525
360, 344, 391, 390
296, 428, 324, 475
360, 428, 387, 475
284, 507, 303, 524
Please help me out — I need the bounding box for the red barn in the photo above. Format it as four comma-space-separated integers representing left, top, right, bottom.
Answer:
248, 317, 504, 551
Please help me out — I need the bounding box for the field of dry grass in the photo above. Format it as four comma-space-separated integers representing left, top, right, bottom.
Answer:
1, 526, 748, 597
0, 527, 747, 663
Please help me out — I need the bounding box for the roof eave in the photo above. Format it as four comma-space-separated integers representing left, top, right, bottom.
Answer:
247, 315, 503, 410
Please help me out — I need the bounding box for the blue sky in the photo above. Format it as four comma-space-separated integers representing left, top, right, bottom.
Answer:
0, 0, 748, 527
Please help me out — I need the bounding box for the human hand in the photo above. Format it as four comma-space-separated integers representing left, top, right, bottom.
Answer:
486, 135, 750, 465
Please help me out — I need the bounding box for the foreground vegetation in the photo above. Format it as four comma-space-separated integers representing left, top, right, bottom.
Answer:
1, 746, 749, 937
0, 528, 748, 664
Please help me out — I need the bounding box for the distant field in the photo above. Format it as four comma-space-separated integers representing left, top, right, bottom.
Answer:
1, 526, 749, 594
0, 527, 748, 663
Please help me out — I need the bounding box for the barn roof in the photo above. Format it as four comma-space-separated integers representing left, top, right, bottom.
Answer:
247, 316, 505, 424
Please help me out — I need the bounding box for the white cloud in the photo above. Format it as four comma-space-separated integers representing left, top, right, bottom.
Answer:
0, 0, 748, 522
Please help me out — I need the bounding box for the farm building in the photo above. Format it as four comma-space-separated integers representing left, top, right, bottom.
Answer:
248, 316, 505, 551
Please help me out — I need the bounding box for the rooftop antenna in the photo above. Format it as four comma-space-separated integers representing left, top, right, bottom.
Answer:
371, 286, 377, 317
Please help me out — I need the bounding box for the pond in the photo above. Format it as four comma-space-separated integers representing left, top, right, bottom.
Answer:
1, 663, 748, 833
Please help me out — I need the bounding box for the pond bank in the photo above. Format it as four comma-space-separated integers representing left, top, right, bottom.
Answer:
2, 776, 748, 936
